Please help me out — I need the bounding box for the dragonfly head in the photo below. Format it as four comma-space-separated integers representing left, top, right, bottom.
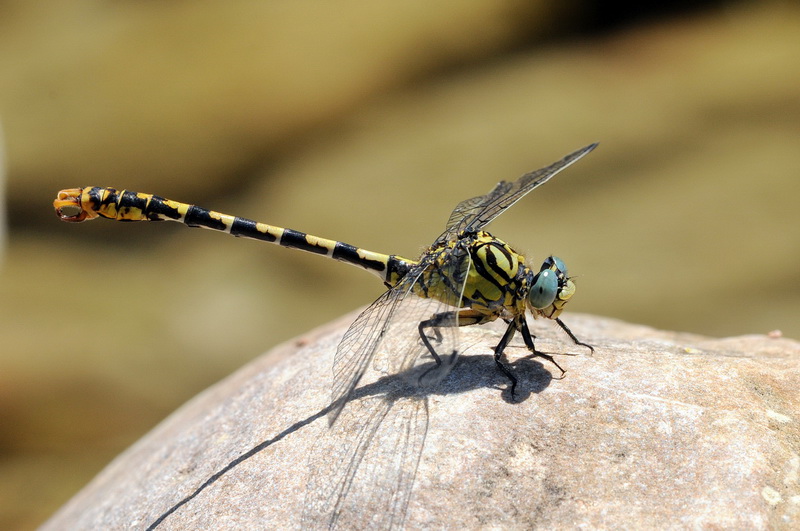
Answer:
528, 256, 575, 319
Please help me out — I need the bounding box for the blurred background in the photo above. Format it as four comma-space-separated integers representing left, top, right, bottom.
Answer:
1, 1, 798, 528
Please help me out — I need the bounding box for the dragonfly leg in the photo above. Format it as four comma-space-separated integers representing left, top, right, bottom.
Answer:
493, 320, 520, 397
417, 311, 460, 367
519, 318, 567, 378
417, 309, 491, 378
555, 317, 595, 355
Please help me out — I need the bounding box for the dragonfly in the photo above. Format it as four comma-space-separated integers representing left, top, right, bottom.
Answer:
53, 143, 597, 412
53, 144, 596, 411
54, 144, 597, 527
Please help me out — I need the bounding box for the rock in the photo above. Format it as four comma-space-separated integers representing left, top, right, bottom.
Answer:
42, 313, 800, 529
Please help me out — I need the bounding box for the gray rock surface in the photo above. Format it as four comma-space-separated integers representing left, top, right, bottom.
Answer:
43, 313, 800, 529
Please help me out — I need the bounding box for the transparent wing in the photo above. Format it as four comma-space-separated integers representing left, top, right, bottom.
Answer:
438, 143, 597, 243
329, 287, 405, 421
310, 244, 472, 526
329, 243, 470, 422
444, 192, 489, 233
303, 391, 428, 530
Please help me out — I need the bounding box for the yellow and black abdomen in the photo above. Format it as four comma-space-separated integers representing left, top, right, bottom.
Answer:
53, 187, 414, 285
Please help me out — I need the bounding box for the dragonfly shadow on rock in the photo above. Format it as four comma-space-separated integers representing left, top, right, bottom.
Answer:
434, 349, 559, 403
145, 351, 560, 530
303, 351, 561, 529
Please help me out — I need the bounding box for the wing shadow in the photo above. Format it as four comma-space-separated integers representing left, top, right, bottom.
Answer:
146, 352, 558, 529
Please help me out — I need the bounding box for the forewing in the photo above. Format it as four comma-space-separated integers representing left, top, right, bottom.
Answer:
444, 189, 496, 233
438, 143, 597, 242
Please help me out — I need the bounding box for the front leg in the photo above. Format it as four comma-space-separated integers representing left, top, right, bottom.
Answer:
555, 317, 595, 355
519, 318, 567, 378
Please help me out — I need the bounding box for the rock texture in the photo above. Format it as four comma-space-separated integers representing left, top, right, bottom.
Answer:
42, 313, 800, 529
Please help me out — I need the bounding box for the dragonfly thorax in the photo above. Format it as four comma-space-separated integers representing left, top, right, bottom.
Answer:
416, 230, 578, 324
456, 231, 531, 316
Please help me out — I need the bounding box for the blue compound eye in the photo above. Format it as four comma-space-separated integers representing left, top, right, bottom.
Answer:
529, 269, 558, 309
551, 256, 567, 277
542, 255, 567, 278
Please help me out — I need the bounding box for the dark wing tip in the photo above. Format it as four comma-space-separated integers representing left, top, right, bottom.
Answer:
576, 142, 599, 156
